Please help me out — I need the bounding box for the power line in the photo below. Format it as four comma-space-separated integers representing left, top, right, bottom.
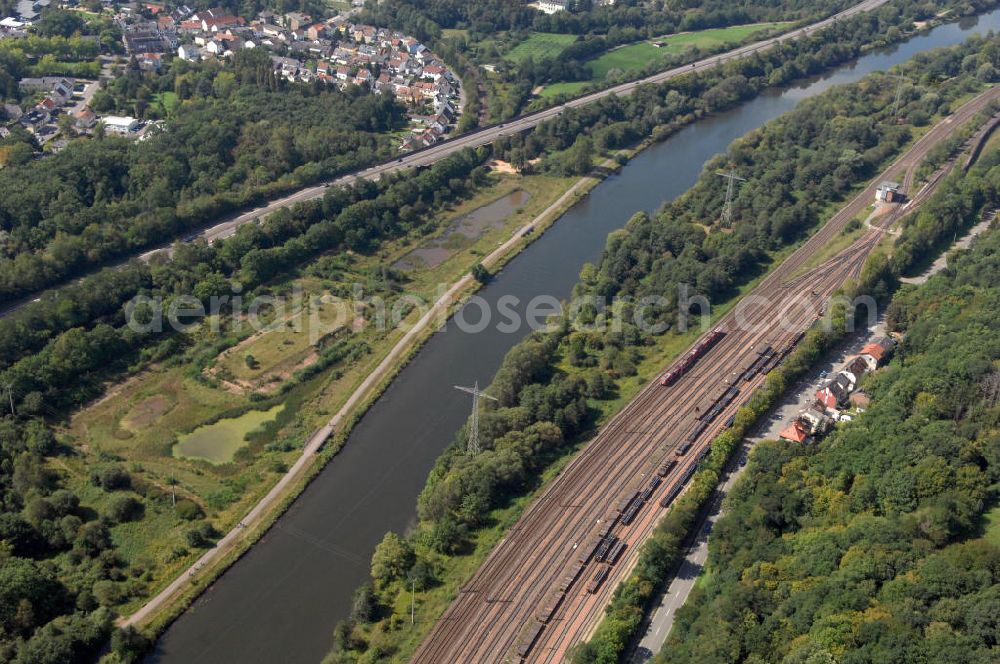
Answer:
717, 170, 746, 227
455, 382, 497, 455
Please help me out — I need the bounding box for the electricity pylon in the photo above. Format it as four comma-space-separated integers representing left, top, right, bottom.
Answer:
717, 170, 746, 226
884, 74, 907, 117
455, 382, 497, 455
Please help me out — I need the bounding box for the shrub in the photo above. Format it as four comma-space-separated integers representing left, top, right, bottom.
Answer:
174, 499, 203, 521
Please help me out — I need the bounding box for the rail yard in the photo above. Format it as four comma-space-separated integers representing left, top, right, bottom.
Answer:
410, 86, 1000, 664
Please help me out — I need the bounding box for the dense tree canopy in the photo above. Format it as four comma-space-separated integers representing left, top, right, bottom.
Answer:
0, 49, 407, 300
663, 225, 1000, 664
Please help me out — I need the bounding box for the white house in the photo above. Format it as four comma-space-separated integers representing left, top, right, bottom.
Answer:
177, 44, 199, 61
537, 0, 567, 14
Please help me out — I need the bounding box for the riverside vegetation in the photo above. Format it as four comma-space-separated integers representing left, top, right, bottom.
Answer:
660, 192, 1000, 664
0, 0, 995, 661
364, 0, 854, 122
324, 22, 1000, 664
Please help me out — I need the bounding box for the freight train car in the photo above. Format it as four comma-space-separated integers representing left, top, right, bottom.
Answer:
586, 566, 610, 593
659, 328, 726, 386
657, 459, 678, 477
517, 622, 545, 659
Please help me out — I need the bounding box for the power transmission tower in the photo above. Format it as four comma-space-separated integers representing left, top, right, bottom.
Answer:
717, 170, 746, 226
455, 382, 497, 455
888, 74, 907, 117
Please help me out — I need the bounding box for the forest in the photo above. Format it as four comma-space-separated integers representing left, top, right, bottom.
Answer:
0, 48, 407, 300
1, 1, 997, 660
324, 25, 1000, 664
662, 221, 1000, 664
0, 148, 495, 663
396, 0, 854, 35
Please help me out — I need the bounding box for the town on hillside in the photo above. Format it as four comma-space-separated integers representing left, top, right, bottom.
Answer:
1, 1, 462, 151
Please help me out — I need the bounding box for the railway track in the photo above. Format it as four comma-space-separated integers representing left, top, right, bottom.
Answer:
411, 88, 1000, 664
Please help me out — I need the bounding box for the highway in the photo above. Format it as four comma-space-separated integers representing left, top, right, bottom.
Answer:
1, 0, 889, 317
164, 0, 890, 248
409, 86, 1000, 664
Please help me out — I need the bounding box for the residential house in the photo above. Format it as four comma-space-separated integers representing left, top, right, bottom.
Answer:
177, 44, 199, 60
354, 68, 372, 87
73, 107, 96, 129
816, 373, 851, 411
202, 13, 244, 32
842, 356, 869, 386
849, 392, 871, 409
799, 403, 833, 435
305, 22, 327, 40
170, 4, 193, 21
48, 79, 73, 104
859, 336, 896, 371
422, 64, 446, 81
283, 11, 310, 31
36, 97, 58, 112
136, 52, 163, 71
779, 418, 811, 444
19, 108, 50, 134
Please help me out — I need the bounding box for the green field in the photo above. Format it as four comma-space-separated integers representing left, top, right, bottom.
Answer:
540, 22, 791, 98
981, 502, 1000, 546
505, 32, 578, 64
540, 80, 590, 99
154, 90, 179, 113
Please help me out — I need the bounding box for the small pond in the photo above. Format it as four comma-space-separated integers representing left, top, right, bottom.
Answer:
394, 189, 532, 270
172, 404, 285, 464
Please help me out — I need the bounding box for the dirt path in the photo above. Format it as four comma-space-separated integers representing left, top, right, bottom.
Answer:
119, 164, 601, 630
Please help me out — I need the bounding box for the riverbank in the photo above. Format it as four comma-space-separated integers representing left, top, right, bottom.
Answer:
146, 5, 1000, 661
120, 157, 622, 634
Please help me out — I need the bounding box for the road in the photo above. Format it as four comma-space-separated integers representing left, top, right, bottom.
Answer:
630, 441, 749, 663
630, 310, 886, 663
156, 0, 889, 248
899, 206, 998, 284
409, 87, 1000, 664
118, 153, 601, 630
2, 0, 889, 316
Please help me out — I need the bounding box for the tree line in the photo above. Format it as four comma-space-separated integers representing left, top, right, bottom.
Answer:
323, 16, 1000, 663
0, 48, 408, 301
662, 215, 1000, 664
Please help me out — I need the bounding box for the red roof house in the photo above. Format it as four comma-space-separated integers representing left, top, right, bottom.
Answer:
780, 419, 811, 444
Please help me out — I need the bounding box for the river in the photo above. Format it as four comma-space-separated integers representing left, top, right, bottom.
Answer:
149, 10, 1000, 663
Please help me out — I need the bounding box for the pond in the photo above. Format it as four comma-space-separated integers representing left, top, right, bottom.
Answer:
394, 188, 532, 270
172, 404, 285, 464
150, 10, 1000, 664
